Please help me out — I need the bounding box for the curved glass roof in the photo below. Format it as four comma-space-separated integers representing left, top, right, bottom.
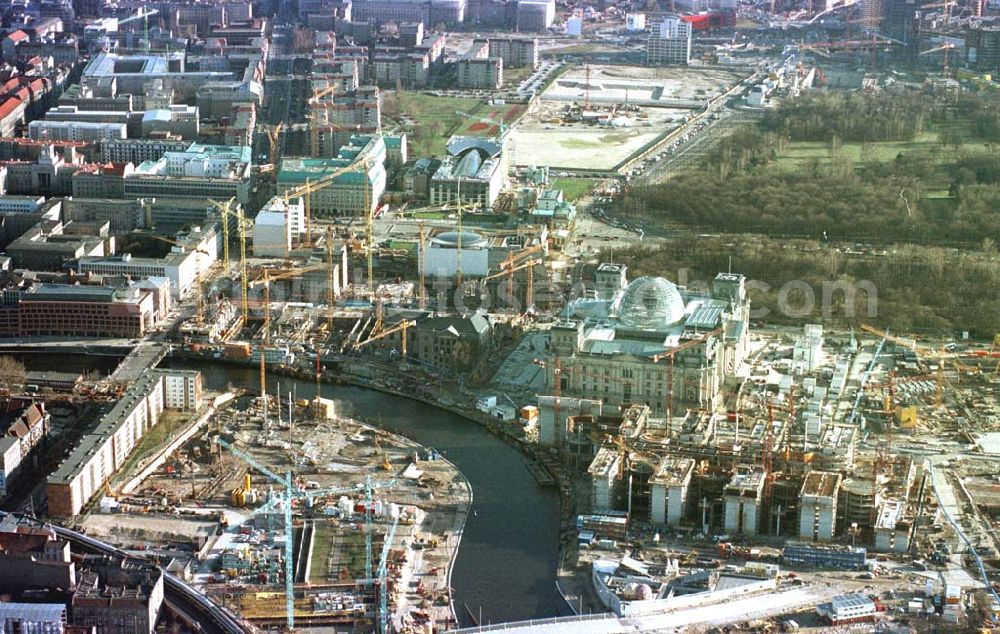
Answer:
616, 276, 685, 330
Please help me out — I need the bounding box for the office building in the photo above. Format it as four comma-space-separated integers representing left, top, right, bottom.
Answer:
724, 469, 765, 536
457, 57, 503, 89
647, 16, 691, 65
276, 135, 386, 217
123, 143, 252, 205
429, 136, 505, 208
966, 26, 1000, 74
783, 541, 868, 570
253, 196, 304, 257
28, 120, 127, 143
77, 225, 218, 299
0, 284, 156, 339
799, 471, 841, 541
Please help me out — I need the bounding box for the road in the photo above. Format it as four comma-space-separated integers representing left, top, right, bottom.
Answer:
446, 585, 837, 633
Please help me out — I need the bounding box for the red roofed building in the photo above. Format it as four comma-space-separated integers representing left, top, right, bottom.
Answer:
0, 399, 48, 496
0, 97, 26, 137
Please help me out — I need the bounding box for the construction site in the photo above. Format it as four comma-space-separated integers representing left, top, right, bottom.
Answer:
511, 65, 748, 172
83, 391, 469, 633
517, 270, 1000, 629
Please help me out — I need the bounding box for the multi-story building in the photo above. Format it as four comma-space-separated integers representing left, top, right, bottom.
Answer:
140, 105, 199, 139
47, 369, 201, 516
966, 25, 1000, 74
545, 268, 750, 427
799, 471, 841, 542
277, 135, 386, 217
99, 138, 189, 164
123, 143, 252, 205
77, 225, 218, 299
4, 219, 110, 270
647, 16, 691, 65
253, 196, 304, 256
0, 603, 67, 632
429, 136, 505, 208
372, 52, 430, 88
59, 198, 147, 233
0, 283, 156, 339
71, 561, 164, 634
28, 120, 126, 142
353, 0, 465, 25
0, 195, 45, 214
488, 37, 539, 68
0, 400, 48, 497
516, 0, 554, 32
308, 87, 382, 156
0, 517, 76, 592
649, 456, 694, 526
457, 57, 503, 89
724, 468, 765, 536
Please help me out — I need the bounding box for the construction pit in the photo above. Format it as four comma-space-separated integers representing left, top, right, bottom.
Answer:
86, 398, 471, 632
511, 64, 747, 171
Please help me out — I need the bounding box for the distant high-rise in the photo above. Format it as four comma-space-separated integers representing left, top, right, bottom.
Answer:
647, 16, 691, 65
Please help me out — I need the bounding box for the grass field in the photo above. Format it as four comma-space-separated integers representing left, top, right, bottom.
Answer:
550, 177, 600, 201
767, 130, 993, 174
387, 92, 525, 156
111, 411, 192, 487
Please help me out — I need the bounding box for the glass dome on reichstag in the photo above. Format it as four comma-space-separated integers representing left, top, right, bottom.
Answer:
616, 276, 685, 330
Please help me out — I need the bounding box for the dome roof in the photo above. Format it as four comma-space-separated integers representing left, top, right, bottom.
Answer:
431, 231, 487, 249
617, 276, 685, 330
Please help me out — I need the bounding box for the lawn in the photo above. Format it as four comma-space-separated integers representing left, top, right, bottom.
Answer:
767, 130, 994, 175
385, 93, 525, 157
310, 522, 334, 583
549, 177, 600, 201
111, 410, 192, 487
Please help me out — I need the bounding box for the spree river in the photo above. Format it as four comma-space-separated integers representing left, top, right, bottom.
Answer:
164, 358, 567, 627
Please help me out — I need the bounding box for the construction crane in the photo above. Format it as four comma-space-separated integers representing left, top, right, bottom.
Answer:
375, 515, 400, 634
859, 323, 975, 406
920, 42, 955, 75
651, 328, 725, 430
264, 123, 284, 168
134, 233, 210, 327
354, 319, 417, 362
479, 258, 542, 316
277, 150, 377, 254
215, 438, 396, 632
210, 198, 252, 324
249, 265, 327, 399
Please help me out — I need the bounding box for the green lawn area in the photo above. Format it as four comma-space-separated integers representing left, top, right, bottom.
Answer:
111, 410, 192, 487
550, 177, 600, 201
767, 130, 994, 175
310, 522, 334, 583
385, 93, 525, 157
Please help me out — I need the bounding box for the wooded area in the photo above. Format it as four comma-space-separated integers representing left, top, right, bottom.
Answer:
603, 237, 1000, 335
619, 92, 1000, 246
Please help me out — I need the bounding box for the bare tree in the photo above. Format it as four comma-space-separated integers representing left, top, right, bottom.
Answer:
0, 356, 26, 388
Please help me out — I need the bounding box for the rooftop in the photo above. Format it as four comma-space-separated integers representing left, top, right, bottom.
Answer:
800, 471, 841, 499
649, 456, 694, 486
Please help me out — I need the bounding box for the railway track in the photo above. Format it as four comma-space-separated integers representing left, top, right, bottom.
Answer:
0, 512, 250, 634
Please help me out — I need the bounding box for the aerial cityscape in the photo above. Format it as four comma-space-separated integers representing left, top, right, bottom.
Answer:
0, 0, 996, 631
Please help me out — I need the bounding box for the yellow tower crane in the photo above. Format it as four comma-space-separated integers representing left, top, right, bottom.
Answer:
354, 319, 416, 362
135, 233, 211, 326
277, 153, 377, 257
209, 198, 252, 325
248, 264, 328, 398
